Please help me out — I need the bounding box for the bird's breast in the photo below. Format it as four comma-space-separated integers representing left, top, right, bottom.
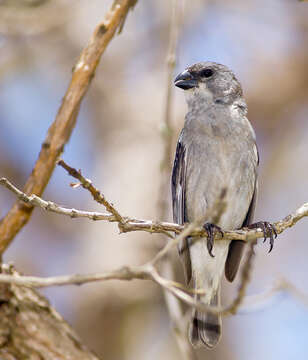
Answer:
184, 126, 256, 230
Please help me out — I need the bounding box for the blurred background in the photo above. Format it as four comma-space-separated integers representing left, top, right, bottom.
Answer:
0, 0, 308, 359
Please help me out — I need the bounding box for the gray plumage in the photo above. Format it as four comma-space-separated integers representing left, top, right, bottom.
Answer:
172, 62, 258, 348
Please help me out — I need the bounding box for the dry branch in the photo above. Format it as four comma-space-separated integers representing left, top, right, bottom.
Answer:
0, 257, 307, 318
1, 167, 308, 320
57, 159, 124, 223
0, 174, 308, 317
1, 176, 307, 244
0, 0, 137, 254
0, 263, 261, 315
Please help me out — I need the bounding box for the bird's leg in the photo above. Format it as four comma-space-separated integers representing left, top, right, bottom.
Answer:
247, 221, 277, 252
203, 223, 224, 258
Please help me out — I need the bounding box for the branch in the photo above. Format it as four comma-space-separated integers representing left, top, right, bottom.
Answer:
2, 257, 308, 319
0, 263, 205, 307
57, 159, 124, 223
0, 171, 307, 316
0, 177, 114, 221
0, 262, 257, 315
1, 173, 308, 318
0, 0, 137, 254
1, 176, 307, 244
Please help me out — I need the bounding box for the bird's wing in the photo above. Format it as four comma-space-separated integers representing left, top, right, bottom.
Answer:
171, 133, 192, 284
225, 178, 258, 282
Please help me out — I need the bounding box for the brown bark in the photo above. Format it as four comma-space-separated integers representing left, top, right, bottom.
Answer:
0, 266, 100, 360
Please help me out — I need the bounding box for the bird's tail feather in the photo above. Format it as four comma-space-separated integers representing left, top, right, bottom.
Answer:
189, 290, 221, 348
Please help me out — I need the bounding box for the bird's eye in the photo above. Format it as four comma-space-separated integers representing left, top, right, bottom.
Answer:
200, 68, 214, 78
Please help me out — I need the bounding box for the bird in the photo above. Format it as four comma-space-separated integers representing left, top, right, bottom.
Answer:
171, 61, 276, 349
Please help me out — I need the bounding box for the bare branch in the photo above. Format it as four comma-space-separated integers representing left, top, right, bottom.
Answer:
1, 177, 307, 245
58, 159, 124, 223
0, 264, 151, 287
0, 0, 137, 254
150, 221, 197, 265
0, 177, 114, 222
0, 263, 208, 310
0, 262, 254, 315
1, 258, 307, 319
1, 172, 308, 319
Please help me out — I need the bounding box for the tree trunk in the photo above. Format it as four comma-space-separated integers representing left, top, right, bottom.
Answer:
0, 265, 100, 360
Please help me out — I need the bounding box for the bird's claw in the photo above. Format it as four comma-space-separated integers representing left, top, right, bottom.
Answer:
203, 223, 224, 257
248, 221, 277, 252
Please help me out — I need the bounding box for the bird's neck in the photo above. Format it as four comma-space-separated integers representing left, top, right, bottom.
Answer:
185, 89, 246, 112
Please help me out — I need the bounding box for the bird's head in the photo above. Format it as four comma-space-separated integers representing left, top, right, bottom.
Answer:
174, 62, 243, 105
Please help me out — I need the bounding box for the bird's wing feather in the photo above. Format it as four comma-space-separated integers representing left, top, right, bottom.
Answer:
171, 133, 192, 284
225, 179, 258, 282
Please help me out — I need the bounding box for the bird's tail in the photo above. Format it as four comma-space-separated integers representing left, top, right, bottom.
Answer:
189, 288, 221, 349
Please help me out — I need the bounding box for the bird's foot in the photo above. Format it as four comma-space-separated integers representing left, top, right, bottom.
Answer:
247, 221, 277, 252
203, 223, 224, 258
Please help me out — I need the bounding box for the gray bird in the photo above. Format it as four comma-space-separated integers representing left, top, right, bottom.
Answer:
172, 62, 275, 349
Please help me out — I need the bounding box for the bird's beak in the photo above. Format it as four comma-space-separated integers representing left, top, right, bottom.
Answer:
174, 70, 198, 90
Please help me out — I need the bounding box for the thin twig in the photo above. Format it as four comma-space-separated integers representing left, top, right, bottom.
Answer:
57, 159, 124, 224
0, 0, 137, 254
150, 222, 197, 265
0, 177, 114, 222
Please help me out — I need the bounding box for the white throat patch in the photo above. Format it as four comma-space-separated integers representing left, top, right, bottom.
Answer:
184, 82, 213, 105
